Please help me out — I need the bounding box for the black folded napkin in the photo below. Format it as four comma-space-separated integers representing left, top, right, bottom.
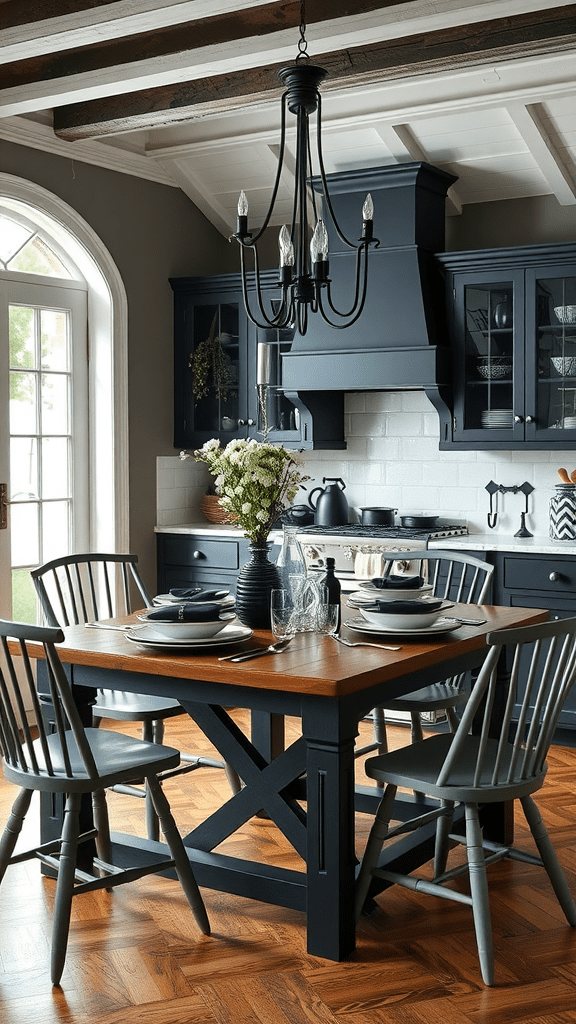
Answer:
365, 599, 443, 614
147, 603, 223, 622
169, 588, 230, 601
370, 574, 424, 590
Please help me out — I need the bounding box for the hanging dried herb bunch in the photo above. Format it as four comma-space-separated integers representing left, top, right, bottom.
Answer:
190, 312, 236, 403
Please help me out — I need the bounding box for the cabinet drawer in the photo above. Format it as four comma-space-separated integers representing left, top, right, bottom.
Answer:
163, 534, 242, 570
503, 556, 576, 594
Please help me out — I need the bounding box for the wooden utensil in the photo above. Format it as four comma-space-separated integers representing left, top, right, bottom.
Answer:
570, 471, 576, 483
558, 468, 571, 483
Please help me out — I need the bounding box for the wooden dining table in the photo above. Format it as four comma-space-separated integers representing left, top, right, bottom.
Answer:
28, 602, 548, 962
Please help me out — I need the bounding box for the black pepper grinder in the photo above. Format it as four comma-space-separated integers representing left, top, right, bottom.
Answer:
320, 557, 341, 629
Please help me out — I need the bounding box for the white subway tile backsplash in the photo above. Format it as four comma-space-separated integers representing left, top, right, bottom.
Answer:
157, 395, 576, 538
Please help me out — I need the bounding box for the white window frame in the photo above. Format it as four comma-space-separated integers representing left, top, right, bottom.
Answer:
4, 275, 89, 560
0, 172, 129, 561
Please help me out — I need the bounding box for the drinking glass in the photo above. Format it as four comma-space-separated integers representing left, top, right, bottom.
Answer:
316, 601, 340, 635
270, 589, 297, 638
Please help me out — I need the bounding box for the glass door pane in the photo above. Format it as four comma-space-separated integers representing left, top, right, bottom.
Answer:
189, 301, 240, 434
463, 282, 514, 431
534, 273, 576, 432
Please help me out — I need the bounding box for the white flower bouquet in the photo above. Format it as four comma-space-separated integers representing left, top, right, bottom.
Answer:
193, 438, 309, 546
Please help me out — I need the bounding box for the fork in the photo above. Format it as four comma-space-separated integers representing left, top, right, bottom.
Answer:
332, 634, 401, 652
218, 636, 294, 662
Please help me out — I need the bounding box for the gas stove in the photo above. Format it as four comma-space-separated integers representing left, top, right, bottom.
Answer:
296, 521, 468, 590
298, 522, 468, 541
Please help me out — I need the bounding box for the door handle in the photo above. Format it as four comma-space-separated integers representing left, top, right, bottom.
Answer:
0, 484, 8, 530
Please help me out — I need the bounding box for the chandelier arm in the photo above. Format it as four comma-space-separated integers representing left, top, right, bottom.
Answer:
238, 92, 289, 249
314, 93, 360, 252
239, 244, 291, 330
316, 250, 371, 328
323, 244, 365, 318
307, 127, 320, 225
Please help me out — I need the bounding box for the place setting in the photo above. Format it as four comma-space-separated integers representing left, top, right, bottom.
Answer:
125, 587, 253, 650
345, 572, 459, 639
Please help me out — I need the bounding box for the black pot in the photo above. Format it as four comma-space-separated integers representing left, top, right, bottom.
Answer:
400, 514, 439, 529
360, 507, 397, 526
281, 504, 315, 527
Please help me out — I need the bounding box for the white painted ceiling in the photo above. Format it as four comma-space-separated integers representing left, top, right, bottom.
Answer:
1, 0, 575, 236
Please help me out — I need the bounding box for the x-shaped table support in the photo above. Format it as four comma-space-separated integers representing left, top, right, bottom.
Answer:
179, 701, 308, 858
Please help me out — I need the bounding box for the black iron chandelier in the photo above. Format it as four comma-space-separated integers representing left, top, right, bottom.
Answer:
233, 2, 379, 336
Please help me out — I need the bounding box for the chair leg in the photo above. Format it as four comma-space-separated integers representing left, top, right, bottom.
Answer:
146, 774, 210, 935
0, 788, 33, 881
433, 799, 454, 877
91, 789, 112, 865
409, 712, 424, 744
51, 793, 82, 987
145, 785, 160, 843
521, 795, 576, 926
372, 706, 389, 756
355, 783, 397, 922
446, 707, 460, 733
465, 803, 495, 986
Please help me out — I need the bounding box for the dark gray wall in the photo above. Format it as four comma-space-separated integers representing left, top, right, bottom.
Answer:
1, 140, 230, 593
445, 193, 576, 251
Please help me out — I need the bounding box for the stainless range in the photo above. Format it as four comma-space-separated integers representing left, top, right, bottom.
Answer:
296, 521, 469, 592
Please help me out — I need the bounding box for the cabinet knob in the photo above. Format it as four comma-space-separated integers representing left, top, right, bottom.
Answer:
193, 550, 203, 560
525, 415, 534, 424
514, 414, 523, 424
549, 571, 561, 582
238, 419, 256, 427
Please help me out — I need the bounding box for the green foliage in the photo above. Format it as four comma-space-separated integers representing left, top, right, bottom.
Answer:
191, 312, 236, 403
9, 305, 34, 402
193, 438, 309, 545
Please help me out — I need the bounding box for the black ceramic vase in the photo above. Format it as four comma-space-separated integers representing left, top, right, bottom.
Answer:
235, 543, 281, 629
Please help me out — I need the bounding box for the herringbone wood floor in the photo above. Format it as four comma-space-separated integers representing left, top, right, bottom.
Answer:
1, 711, 576, 1023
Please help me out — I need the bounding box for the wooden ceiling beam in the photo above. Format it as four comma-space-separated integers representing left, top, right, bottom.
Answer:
0, 0, 413, 66
52, 7, 576, 140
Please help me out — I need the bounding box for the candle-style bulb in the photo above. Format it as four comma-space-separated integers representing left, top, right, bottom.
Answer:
238, 191, 249, 217
310, 219, 329, 263
279, 225, 295, 267
362, 193, 373, 221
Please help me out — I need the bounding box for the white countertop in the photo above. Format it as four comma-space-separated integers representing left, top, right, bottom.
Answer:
428, 533, 576, 555
156, 521, 576, 556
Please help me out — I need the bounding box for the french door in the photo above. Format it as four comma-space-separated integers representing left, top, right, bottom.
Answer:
0, 275, 88, 622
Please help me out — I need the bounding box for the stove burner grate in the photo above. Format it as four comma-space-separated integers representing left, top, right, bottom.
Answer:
298, 523, 468, 540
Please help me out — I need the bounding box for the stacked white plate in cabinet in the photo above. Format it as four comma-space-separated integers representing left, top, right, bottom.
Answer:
481, 409, 513, 428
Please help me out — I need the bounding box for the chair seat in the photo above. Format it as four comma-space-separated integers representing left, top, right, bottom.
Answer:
365, 733, 547, 804
382, 682, 467, 712
3, 729, 181, 793
93, 690, 185, 721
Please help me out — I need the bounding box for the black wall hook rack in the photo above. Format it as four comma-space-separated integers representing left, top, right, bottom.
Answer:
485, 480, 534, 536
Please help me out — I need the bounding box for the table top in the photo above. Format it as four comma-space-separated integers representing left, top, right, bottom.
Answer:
25, 604, 548, 700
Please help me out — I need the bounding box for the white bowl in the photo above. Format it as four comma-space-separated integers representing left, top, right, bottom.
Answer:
358, 600, 444, 630
139, 611, 235, 640
554, 306, 576, 324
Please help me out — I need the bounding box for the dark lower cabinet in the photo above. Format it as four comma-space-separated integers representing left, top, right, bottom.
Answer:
156, 531, 280, 597
491, 551, 576, 730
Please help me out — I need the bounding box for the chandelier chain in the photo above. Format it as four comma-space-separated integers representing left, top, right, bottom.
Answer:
296, 0, 309, 61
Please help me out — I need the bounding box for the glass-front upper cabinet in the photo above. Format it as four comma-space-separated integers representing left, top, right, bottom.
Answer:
438, 244, 576, 450
172, 276, 252, 449
528, 267, 576, 437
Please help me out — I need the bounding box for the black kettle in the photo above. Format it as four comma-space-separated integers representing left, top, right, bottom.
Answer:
308, 478, 349, 527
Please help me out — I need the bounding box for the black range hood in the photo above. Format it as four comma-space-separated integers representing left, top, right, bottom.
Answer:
280, 162, 458, 398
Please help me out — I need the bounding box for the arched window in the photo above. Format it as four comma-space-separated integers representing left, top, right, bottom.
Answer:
0, 175, 129, 623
